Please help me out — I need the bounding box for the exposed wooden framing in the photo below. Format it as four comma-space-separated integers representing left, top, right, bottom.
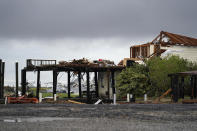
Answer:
68, 70, 71, 98
169, 70, 197, 102
78, 71, 82, 98
171, 75, 179, 102
15, 62, 19, 97
22, 60, 124, 103
53, 70, 57, 97
94, 71, 99, 98
152, 34, 160, 43
1, 62, 4, 98
191, 76, 194, 99
111, 71, 115, 94
36, 70, 40, 99
193, 76, 197, 98
180, 77, 184, 99
107, 71, 110, 99
21, 69, 26, 95
86, 71, 90, 103
0, 60, 2, 98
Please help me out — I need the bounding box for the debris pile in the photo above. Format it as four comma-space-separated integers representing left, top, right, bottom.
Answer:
59, 58, 115, 67
93, 59, 115, 67
7, 95, 38, 104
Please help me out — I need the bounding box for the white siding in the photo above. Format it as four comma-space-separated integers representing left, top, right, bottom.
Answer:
161, 45, 197, 63
150, 45, 154, 55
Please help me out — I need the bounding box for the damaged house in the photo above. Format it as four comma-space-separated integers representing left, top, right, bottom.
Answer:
130, 31, 197, 62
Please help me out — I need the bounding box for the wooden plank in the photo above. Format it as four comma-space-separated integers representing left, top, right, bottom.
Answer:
94, 71, 99, 98
68, 71, 71, 98
15, 62, 19, 97
36, 70, 40, 99
78, 71, 82, 98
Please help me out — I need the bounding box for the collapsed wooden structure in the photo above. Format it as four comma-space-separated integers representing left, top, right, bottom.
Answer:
130, 31, 197, 60
169, 70, 197, 102
0, 59, 5, 99
21, 59, 124, 103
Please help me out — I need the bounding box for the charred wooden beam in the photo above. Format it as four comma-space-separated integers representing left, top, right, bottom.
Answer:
86, 71, 90, 103
171, 75, 179, 102
21, 69, 26, 95
36, 70, 40, 99
180, 77, 184, 99
111, 71, 115, 94
68, 71, 71, 98
1, 62, 4, 98
53, 70, 57, 97
15, 62, 19, 97
194, 76, 197, 98
191, 76, 194, 99
94, 71, 99, 98
78, 71, 82, 98
0, 60, 2, 98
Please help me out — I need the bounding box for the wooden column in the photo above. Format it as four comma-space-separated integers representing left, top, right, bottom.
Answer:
36, 70, 40, 99
0, 60, 2, 98
68, 71, 71, 98
190, 76, 194, 99
194, 76, 197, 99
111, 71, 115, 94
171, 75, 179, 103
78, 71, 82, 98
180, 77, 184, 99
15, 62, 19, 97
86, 71, 90, 103
21, 69, 26, 95
53, 70, 57, 97
94, 71, 99, 98
1, 62, 4, 98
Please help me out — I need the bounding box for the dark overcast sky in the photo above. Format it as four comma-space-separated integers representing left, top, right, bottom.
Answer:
1, 0, 197, 39
0, 0, 197, 85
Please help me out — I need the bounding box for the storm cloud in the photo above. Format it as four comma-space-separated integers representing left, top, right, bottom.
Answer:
0, 0, 197, 39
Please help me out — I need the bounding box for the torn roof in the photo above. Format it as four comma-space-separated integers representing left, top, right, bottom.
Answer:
161, 31, 197, 46
131, 31, 197, 48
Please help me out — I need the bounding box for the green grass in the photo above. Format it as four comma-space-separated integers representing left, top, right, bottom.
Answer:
28, 87, 78, 98
42, 92, 78, 98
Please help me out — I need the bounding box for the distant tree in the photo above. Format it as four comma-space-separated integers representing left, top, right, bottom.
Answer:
146, 55, 196, 96
116, 64, 149, 98
116, 55, 197, 98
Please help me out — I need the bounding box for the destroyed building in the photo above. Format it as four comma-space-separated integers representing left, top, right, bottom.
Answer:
20, 58, 124, 103
130, 31, 197, 62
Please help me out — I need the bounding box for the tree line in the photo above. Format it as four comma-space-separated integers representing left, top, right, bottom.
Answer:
116, 55, 197, 98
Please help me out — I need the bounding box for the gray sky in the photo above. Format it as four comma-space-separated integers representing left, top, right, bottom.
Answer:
0, 0, 197, 86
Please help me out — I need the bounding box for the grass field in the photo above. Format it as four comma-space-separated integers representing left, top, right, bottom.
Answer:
28, 87, 78, 98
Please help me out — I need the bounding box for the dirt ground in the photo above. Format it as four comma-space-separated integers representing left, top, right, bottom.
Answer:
0, 104, 197, 131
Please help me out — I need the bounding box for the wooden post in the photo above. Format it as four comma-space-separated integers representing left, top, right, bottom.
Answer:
68, 71, 71, 98
190, 76, 194, 99
107, 72, 110, 100
78, 71, 82, 98
111, 71, 115, 94
180, 77, 184, 99
171, 75, 179, 103
21, 69, 26, 95
15, 62, 19, 97
194, 76, 197, 99
53, 70, 57, 97
94, 71, 99, 98
0, 60, 2, 99
86, 71, 90, 103
175, 76, 179, 102
36, 70, 40, 99
1, 62, 4, 98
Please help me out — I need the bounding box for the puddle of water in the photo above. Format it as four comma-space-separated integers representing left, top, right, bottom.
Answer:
3, 118, 22, 123
2, 117, 81, 123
